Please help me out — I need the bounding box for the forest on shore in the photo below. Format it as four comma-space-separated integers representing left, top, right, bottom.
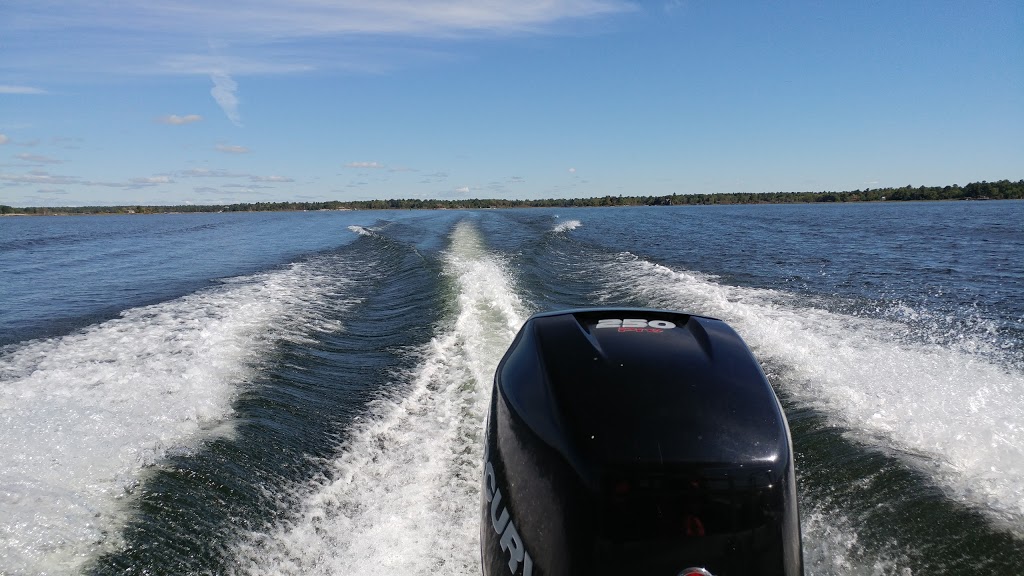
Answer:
3, 179, 1022, 216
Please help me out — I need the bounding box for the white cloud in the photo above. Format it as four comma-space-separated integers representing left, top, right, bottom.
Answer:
211, 72, 241, 126
0, 134, 8, 145
16, 153, 63, 164
2, 2, 632, 83
161, 54, 313, 76
568, 167, 577, 173
0, 85, 47, 94
220, 186, 270, 195
250, 175, 294, 182
216, 144, 250, 154
180, 168, 247, 178
159, 114, 203, 125
0, 171, 77, 185
81, 2, 632, 41
130, 176, 173, 184
84, 180, 136, 188
224, 183, 272, 189
345, 161, 384, 169
455, 186, 470, 194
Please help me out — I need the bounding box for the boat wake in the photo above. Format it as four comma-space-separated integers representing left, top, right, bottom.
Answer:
0, 259, 361, 574
595, 252, 1024, 534
552, 219, 581, 233
229, 221, 528, 575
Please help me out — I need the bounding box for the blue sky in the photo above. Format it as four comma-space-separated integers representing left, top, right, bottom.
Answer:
1, 1, 1021, 207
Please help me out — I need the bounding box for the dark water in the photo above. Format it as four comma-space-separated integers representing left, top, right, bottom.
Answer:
1, 202, 1022, 575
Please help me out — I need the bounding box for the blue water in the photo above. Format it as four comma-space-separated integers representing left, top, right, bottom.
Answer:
1, 202, 1022, 575
0, 211, 392, 346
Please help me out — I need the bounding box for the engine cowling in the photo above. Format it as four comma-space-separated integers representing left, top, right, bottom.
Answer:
481, 308, 802, 576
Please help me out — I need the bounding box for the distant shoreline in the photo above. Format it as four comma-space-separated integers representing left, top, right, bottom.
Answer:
3, 179, 1021, 216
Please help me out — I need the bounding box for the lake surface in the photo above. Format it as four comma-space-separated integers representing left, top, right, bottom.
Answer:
1, 202, 1022, 575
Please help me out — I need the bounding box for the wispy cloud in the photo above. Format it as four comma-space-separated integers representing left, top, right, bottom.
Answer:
180, 168, 247, 178
0, 85, 47, 94
455, 186, 470, 194
161, 53, 314, 76
663, 0, 686, 14
52, 2, 631, 41
51, 136, 82, 149
159, 114, 203, 125
216, 144, 250, 154
0, 170, 78, 186
3, 2, 632, 81
0, 134, 8, 145
251, 175, 293, 182
3, 169, 178, 190
16, 153, 63, 164
210, 72, 241, 126
345, 161, 385, 169
418, 171, 449, 184
217, 185, 270, 195
224, 183, 273, 190
130, 176, 173, 185
84, 180, 141, 188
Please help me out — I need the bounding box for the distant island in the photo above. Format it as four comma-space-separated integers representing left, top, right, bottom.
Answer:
3, 179, 1021, 215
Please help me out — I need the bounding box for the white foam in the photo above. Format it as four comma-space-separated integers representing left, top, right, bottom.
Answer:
348, 225, 374, 236
0, 259, 358, 574
597, 253, 1024, 533
229, 221, 528, 575
801, 501, 913, 576
552, 219, 581, 233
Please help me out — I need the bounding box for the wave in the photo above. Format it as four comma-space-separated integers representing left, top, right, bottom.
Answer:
348, 225, 374, 237
552, 219, 581, 233
229, 221, 528, 575
0, 258, 361, 574
595, 252, 1024, 534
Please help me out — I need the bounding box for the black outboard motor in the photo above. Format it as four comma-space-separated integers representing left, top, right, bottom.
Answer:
481, 309, 802, 576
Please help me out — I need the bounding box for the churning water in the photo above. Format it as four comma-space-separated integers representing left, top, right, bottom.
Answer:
1, 202, 1022, 574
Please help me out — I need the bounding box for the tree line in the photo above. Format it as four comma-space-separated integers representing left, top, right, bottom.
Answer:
3, 179, 1022, 215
